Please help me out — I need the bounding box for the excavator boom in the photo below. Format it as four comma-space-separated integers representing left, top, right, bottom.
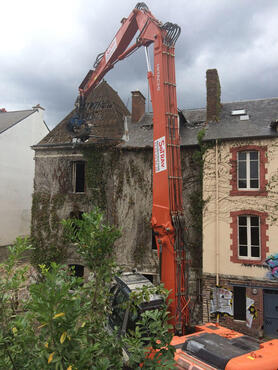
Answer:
76, 3, 278, 369
77, 2, 187, 333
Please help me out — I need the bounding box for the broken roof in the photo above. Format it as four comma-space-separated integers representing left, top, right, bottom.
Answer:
37, 81, 130, 146
35, 81, 278, 150
121, 97, 278, 148
0, 110, 35, 134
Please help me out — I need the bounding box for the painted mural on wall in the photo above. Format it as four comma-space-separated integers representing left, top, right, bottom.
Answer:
265, 254, 278, 279
210, 286, 257, 328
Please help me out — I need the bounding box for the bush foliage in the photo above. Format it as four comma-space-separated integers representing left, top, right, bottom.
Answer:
0, 208, 174, 369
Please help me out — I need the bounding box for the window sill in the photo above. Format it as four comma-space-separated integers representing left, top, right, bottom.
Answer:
230, 256, 263, 265
230, 190, 267, 197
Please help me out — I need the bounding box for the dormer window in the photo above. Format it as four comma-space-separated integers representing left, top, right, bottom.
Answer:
231, 109, 246, 116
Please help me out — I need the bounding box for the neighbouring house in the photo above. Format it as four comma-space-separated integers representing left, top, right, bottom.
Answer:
31, 80, 203, 325
0, 105, 49, 260
180, 69, 278, 338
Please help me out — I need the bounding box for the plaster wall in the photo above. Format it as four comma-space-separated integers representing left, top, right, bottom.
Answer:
203, 137, 278, 279
0, 111, 49, 247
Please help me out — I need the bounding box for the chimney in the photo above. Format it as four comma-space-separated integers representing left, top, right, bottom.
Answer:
131, 90, 145, 123
206, 69, 221, 122
32, 104, 45, 111
33, 104, 45, 119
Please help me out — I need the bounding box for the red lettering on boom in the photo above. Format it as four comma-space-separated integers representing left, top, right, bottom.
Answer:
159, 140, 165, 168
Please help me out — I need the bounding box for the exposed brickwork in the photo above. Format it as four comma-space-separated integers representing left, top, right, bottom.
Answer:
230, 210, 269, 264
202, 274, 277, 338
230, 145, 268, 196
131, 91, 145, 123
206, 69, 221, 122
202, 275, 214, 323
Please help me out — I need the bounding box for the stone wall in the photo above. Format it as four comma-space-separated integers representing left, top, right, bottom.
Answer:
31, 144, 202, 324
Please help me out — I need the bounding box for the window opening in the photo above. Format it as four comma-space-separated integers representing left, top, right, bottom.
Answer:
69, 211, 83, 238
143, 274, 154, 283
70, 211, 83, 219
238, 215, 260, 259
238, 151, 259, 190
73, 161, 85, 193
152, 230, 157, 250
68, 264, 84, 278
234, 286, 246, 320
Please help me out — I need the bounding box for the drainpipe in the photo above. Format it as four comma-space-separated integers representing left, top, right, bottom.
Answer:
215, 139, 220, 285
215, 139, 220, 324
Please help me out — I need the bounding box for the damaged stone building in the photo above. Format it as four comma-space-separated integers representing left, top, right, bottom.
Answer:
31, 66, 278, 335
31, 80, 203, 324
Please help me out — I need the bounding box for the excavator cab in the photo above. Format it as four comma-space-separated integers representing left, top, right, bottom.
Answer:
109, 272, 164, 336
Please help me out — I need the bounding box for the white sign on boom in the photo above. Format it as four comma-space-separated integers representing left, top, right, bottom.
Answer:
154, 136, 167, 173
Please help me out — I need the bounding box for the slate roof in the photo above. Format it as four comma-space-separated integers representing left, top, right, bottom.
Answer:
35, 81, 278, 149
0, 110, 35, 134
181, 98, 278, 146
37, 81, 130, 146
121, 97, 278, 148
123, 112, 153, 148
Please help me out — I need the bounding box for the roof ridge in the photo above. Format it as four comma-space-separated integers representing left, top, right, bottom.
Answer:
182, 107, 206, 111
0, 110, 35, 135
221, 97, 278, 104
0, 109, 34, 114
180, 97, 278, 112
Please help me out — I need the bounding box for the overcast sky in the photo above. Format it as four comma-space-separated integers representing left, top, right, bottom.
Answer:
1, 0, 278, 128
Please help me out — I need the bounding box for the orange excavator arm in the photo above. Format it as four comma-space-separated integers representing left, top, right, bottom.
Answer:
78, 3, 160, 100
78, 2, 188, 334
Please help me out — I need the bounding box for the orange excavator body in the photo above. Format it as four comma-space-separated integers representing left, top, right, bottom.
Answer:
78, 2, 186, 333
173, 323, 278, 369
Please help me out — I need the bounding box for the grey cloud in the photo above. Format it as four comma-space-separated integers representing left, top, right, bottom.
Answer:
1, 0, 278, 128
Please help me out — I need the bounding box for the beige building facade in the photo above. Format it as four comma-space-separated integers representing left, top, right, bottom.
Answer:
188, 69, 278, 338
202, 137, 278, 335
203, 136, 278, 279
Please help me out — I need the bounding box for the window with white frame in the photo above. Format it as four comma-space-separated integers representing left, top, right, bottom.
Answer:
237, 151, 259, 189
238, 215, 260, 259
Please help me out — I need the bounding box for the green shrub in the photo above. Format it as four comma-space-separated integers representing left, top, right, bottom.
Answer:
0, 208, 175, 369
